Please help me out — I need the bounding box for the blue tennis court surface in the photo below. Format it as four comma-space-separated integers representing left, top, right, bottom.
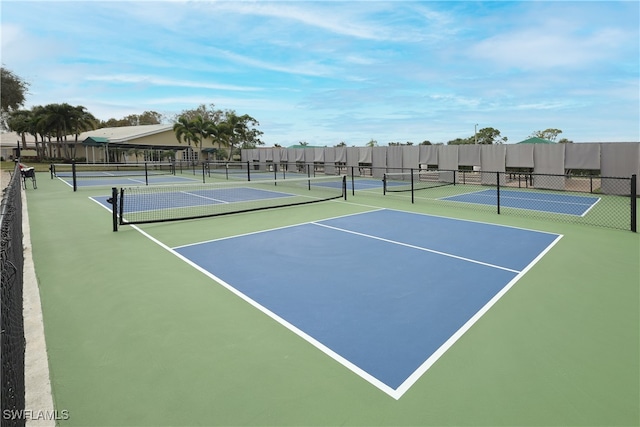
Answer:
92, 187, 295, 212
171, 209, 562, 399
442, 189, 600, 216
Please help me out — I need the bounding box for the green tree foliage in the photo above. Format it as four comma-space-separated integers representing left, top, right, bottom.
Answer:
530, 128, 563, 141
447, 127, 507, 145
173, 116, 201, 148
476, 127, 508, 144
173, 107, 263, 160
1, 67, 30, 130
1, 67, 29, 112
100, 111, 164, 127
7, 103, 97, 160
447, 137, 473, 145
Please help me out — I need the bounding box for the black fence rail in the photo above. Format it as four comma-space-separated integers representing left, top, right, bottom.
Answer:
1, 164, 26, 427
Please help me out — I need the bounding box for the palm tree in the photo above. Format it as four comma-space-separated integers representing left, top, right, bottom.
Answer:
68, 105, 97, 159
39, 103, 74, 158
173, 116, 201, 163
221, 112, 261, 160
6, 109, 32, 150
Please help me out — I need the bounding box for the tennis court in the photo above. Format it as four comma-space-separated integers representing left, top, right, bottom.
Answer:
171, 209, 561, 398
19, 170, 639, 425
442, 189, 600, 216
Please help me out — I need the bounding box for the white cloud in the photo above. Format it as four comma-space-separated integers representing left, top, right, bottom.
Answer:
84, 74, 262, 92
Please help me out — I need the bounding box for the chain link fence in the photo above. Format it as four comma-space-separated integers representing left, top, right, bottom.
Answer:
381, 168, 637, 232
1, 164, 26, 426
201, 161, 636, 232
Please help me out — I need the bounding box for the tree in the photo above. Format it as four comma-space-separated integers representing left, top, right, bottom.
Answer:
100, 111, 164, 127
558, 138, 573, 143
219, 111, 263, 160
6, 109, 33, 149
173, 116, 201, 149
476, 127, 507, 144
175, 103, 223, 124
366, 139, 378, 147
420, 140, 432, 145
530, 128, 562, 141
447, 137, 473, 145
1, 67, 29, 114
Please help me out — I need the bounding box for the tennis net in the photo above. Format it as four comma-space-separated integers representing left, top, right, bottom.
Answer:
112, 174, 347, 229
52, 162, 175, 190
383, 169, 456, 194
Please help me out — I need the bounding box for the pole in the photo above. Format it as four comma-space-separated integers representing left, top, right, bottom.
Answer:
631, 174, 637, 233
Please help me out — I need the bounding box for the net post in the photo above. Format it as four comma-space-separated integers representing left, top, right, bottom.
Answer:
144, 162, 149, 185
247, 161, 251, 181
49, 163, 54, 179
411, 168, 415, 204
351, 167, 355, 196
72, 160, 77, 192
202, 163, 206, 183
382, 173, 387, 195
453, 170, 457, 186
110, 187, 118, 232
343, 175, 347, 200
631, 174, 637, 232
496, 171, 501, 214
119, 188, 125, 227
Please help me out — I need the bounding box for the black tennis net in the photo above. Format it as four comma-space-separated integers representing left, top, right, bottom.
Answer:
112, 174, 347, 229
383, 169, 456, 194
52, 162, 175, 191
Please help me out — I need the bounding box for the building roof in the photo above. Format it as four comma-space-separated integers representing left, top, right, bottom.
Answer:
76, 124, 174, 143
516, 137, 556, 144
82, 136, 109, 146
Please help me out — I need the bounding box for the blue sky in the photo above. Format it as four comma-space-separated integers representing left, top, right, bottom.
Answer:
1, 1, 638, 146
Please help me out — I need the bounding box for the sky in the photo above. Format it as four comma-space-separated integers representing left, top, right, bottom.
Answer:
1, 1, 638, 146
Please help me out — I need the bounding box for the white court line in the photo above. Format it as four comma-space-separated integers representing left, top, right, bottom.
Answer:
311, 221, 520, 273
394, 232, 563, 397
172, 208, 386, 249
180, 190, 229, 204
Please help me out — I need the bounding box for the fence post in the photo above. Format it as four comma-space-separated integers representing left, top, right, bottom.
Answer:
72, 160, 77, 192
109, 187, 118, 232
631, 174, 637, 232
411, 168, 415, 204
351, 167, 355, 196
496, 171, 501, 215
